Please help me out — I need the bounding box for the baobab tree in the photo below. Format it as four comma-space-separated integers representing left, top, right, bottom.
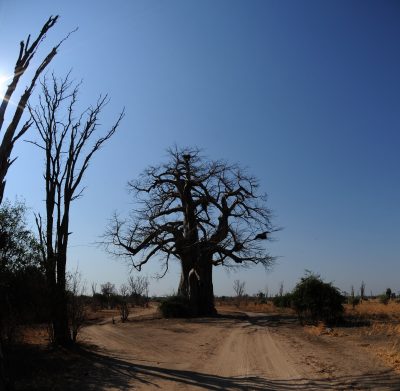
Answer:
30, 73, 124, 345
105, 147, 275, 316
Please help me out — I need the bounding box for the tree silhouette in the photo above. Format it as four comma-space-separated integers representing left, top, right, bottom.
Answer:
105, 147, 275, 316
0, 16, 62, 389
0, 16, 72, 204
30, 73, 124, 345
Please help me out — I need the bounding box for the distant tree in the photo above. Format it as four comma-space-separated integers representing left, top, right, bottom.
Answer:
360, 281, 366, 302
257, 291, 265, 300
386, 288, 392, 300
379, 293, 389, 305
105, 147, 275, 316
31, 73, 124, 346
233, 280, 246, 298
128, 275, 149, 306
119, 284, 130, 322
100, 282, 116, 309
348, 285, 360, 309
66, 270, 86, 343
279, 281, 284, 297
264, 284, 269, 299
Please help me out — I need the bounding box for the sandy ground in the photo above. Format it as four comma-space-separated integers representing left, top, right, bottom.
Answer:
75, 308, 400, 390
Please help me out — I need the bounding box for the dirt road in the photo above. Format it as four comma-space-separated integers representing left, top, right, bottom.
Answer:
78, 310, 400, 390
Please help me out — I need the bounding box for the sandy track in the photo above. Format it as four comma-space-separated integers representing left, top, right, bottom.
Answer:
79, 310, 400, 390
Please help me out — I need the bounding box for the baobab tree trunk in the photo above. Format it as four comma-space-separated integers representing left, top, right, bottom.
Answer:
177, 257, 193, 298
196, 259, 216, 316
178, 255, 216, 316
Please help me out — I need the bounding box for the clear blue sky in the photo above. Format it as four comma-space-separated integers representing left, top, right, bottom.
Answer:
0, 0, 399, 296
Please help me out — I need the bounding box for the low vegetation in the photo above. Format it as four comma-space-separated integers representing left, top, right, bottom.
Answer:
291, 272, 345, 324
159, 295, 192, 318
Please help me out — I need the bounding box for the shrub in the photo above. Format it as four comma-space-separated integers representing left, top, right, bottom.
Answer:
348, 295, 361, 309
379, 294, 389, 305
272, 293, 292, 308
291, 272, 345, 324
159, 295, 192, 318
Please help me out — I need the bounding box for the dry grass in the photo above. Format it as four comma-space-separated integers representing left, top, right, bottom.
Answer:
345, 299, 400, 319
216, 299, 295, 315
344, 300, 400, 372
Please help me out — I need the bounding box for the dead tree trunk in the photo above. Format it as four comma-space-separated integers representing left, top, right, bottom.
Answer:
53, 251, 71, 345
0, 16, 61, 204
0, 16, 61, 389
31, 74, 123, 346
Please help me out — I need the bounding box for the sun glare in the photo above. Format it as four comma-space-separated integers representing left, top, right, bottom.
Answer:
0, 73, 11, 98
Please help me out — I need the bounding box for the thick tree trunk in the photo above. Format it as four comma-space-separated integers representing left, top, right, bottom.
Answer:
178, 254, 216, 316
177, 258, 193, 298
195, 259, 216, 316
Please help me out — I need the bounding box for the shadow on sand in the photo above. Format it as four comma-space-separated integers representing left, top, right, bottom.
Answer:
72, 346, 400, 391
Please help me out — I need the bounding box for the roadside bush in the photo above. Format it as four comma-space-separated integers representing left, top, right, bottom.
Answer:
348, 295, 361, 309
379, 294, 389, 305
0, 201, 49, 343
272, 293, 292, 308
291, 272, 345, 324
159, 295, 191, 318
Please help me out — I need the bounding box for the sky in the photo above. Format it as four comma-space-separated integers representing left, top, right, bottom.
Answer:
0, 0, 399, 297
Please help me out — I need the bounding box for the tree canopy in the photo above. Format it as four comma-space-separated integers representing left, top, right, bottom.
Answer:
106, 147, 276, 315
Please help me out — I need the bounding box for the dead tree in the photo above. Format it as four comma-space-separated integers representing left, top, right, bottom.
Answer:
233, 280, 246, 307
30, 73, 124, 346
0, 16, 67, 204
0, 16, 61, 390
119, 284, 130, 322
105, 147, 275, 316
128, 275, 149, 306
66, 270, 86, 343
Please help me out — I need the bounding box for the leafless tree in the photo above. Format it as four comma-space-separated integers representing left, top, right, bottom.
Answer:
360, 281, 366, 302
66, 269, 86, 343
279, 281, 284, 297
233, 280, 246, 297
100, 282, 116, 309
233, 279, 246, 308
105, 147, 275, 316
91, 282, 97, 296
119, 284, 130, 322
0, 16, 71, 204
128, 275, 149, 306
0, 16, 62, 389
30, 73, 124, 345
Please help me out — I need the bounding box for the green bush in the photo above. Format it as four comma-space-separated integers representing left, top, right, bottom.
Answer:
348, 295, 361, 308
272, 293, 292, 308
379, 294, 389, 305
159, 295, 192, 318
291, 272, 345, 324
